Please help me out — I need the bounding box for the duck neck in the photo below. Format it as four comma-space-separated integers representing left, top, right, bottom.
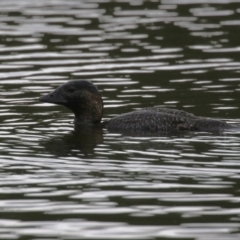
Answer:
64, 90, 103, 125
74, 112, 100, 125
71, 101, 103, 125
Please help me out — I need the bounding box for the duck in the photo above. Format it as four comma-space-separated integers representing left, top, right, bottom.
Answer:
39, 80, 233, 133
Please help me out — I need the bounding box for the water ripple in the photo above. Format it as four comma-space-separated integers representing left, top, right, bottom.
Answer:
0, 0, 240, 239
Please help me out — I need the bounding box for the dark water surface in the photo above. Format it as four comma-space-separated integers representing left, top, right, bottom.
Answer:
1, 0, 240, 239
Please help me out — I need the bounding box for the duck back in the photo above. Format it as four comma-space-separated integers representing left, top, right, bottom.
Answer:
105, 107, 231, 132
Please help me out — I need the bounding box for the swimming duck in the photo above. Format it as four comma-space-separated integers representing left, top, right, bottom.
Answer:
39, 80, 233, 132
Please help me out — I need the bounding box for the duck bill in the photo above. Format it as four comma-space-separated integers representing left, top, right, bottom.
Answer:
39, 88, 67, 105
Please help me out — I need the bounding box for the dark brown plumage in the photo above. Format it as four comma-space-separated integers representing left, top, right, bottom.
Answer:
39, 80, 233, 133
106, 107, 231, 132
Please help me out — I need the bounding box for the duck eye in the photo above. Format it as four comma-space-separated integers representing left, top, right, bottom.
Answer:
67, 87, 75, 93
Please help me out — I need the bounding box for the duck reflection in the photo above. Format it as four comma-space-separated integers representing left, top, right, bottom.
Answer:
40, 125, 104, 157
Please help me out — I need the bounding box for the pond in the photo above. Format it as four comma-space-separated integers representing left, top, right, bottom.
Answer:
1, 0, 240, 239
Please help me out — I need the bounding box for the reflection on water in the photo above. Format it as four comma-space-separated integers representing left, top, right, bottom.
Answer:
41, 126, 104, 156
1, 0, 240, 239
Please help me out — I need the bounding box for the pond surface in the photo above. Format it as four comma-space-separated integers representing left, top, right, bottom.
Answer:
1, 0, 240, 239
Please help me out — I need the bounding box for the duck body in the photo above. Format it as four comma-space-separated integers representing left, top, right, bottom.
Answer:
39, 80, 233, 133
105, 107, 231, 132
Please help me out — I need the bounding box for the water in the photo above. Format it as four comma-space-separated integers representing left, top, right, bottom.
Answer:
1, 0, 240, 239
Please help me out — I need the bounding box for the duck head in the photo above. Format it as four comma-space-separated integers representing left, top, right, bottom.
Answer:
39, 80, 103, 124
